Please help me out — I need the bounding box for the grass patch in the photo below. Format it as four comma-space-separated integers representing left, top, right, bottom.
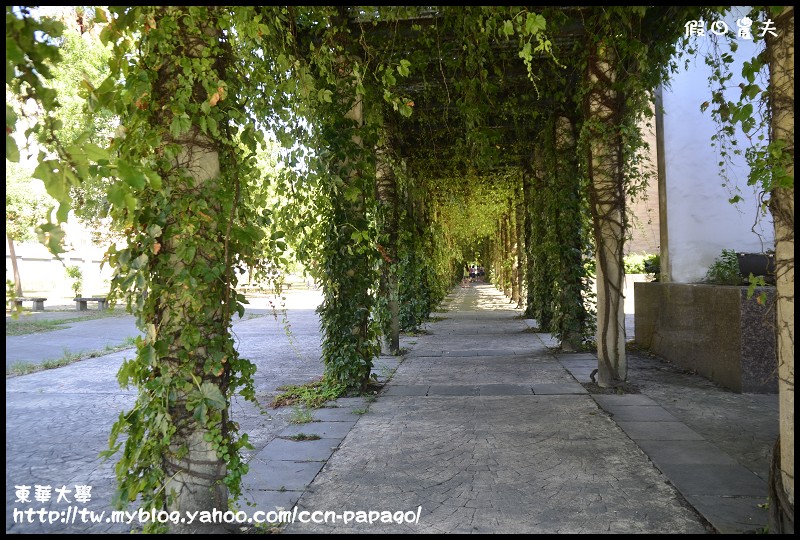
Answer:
288, 406, 315, 424
351, 407, 368, 415
6, 308, 129, 336
5, 336, 138, 378
286, 433, 321, 441
271, 378, 346, 409
7, 362, 40, 376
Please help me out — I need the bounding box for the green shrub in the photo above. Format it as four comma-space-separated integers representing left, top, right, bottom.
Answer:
623, 253, 649, 274
703, 249, 742, 285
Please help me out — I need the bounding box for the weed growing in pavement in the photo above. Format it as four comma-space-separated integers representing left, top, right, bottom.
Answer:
271, 378, 346, 409
288, 406, 315, 424
286, 433, 321, 441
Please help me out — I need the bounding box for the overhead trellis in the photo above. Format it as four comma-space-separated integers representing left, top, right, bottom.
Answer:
10, 4, 793, 533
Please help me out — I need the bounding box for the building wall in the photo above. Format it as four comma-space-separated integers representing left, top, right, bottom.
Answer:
626, 111, 660, 257
6, 215, 114, 299
659, 7, 774, 283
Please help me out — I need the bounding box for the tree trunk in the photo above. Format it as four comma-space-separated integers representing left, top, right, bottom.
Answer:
7, 234, 23, 297
767, 6, 794, 531
585, 39, 627, 386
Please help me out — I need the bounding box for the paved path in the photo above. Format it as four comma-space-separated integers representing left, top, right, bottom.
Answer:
282, 284, 777, 534
6, 310, 141, 368
6, 285, 778, 534
6, 292, 333, 533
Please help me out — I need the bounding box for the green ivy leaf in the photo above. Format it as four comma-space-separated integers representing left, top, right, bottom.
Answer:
118, 160, 147, 190
200, 382, 226, 410
397, 59, 411, 77
525, 13, 546, 35
169, 113, 192, 138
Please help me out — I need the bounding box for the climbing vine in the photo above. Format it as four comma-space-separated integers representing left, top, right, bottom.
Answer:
10, 4, 792, 533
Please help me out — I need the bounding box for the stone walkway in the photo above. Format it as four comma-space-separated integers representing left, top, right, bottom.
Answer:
5, 285, 778, 534
282, 284, 777, 534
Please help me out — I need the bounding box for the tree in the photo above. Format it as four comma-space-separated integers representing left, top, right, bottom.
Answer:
5, 160, 51, 296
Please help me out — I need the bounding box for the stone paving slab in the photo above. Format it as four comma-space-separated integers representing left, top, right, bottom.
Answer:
285, 283, 776, 534
258, 437, 342, 462
657, 464, 768, 497
280, 421, 356, 439
236, 489, 302, 516
616, 421, 706, 441
322, 397, 371, 409
685, 494, 768, 534
531, 382, 587, 395
311, 407, 367, 422
390, 355, 568, 386
477, 384, 533, 396
635, 440, 739, 466
603, 406, 680, 422
381, 385, 430, 397
245, 459, 325, 491
426, 385, 480, 396
593, 394, 659, 407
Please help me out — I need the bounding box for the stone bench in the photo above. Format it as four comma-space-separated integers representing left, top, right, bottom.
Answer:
13, 297, 47, 311
74, 297, 109, 311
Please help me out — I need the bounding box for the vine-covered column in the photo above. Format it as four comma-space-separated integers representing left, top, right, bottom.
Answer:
514, 177, 526, 309
554, 115, 589, 351
527, 146, 554, 329
502, 212, 512, 297
766, 5, 795, 531
315, 16, 381, 391
102, 7, 259, 532
510, 195, 520, 305
522, 162, 536, 318
584, 37, 627, 386
376, 130, 400, 354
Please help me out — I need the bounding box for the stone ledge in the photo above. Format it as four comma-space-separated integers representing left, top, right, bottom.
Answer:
634, 282, 776, 393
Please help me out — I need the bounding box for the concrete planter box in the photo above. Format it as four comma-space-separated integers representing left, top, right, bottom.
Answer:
634, 282, 777, 393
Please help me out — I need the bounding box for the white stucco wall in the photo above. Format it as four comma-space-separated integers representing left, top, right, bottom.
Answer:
661, 7, 774, 283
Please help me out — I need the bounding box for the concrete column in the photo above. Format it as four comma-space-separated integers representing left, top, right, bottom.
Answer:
767, 6, 794, 530
585, 39, 627, 386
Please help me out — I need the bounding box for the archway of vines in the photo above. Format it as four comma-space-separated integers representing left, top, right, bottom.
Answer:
7, 5, 792, 532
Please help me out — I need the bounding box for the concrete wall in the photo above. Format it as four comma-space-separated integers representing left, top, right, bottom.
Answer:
6, 212, 114, 299
626, 109, 660, 257
6, 240, 112, 298
660, 7, 774, 283
634, 282, 777, 393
